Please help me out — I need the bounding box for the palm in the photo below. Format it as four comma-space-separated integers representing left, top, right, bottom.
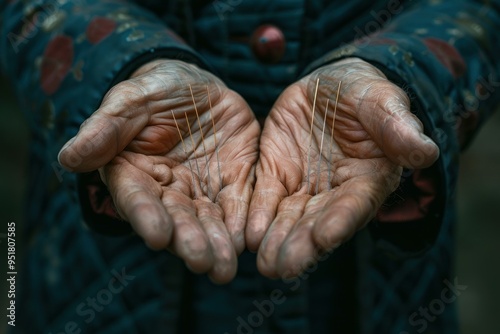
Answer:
259, 84, 394, 194
247, 58, 439, 278
116, 82, 258, 205
60, 60, 260, 283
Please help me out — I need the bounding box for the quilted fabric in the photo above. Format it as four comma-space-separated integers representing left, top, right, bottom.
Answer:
1, 0, 499, 333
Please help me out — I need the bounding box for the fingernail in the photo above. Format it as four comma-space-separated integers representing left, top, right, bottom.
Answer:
59, 136, 76, 153
58, 136, 76, 159
419, 133, 438, 146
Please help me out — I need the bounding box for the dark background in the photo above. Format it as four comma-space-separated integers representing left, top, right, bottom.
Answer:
1, 75, 499, 333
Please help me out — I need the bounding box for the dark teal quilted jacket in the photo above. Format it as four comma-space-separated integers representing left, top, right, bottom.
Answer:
1, 0, 499, 333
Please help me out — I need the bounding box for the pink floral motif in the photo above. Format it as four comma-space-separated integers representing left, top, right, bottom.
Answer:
86, 17, 116, 45
40, 35, 74, 95
423, 37, 467, 79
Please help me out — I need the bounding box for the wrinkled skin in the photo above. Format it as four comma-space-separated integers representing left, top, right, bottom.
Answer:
246, 58, 440, 278
59, 57, 440, 283
58, 59, 260, 283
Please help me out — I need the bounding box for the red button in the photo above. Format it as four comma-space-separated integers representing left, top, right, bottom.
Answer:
251, 24, 286, 64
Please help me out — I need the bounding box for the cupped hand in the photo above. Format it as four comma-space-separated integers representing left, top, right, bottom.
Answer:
58, 59, 260, 283
247, 57, 439, 278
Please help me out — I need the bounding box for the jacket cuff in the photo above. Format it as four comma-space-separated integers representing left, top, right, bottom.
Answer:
78, 171, 133, 236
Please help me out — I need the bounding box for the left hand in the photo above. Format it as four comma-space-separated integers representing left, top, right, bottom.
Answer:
246, 57, 440, 278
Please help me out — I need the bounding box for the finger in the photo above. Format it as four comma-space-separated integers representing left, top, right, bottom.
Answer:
58, 81, 151, 172
247, 173, 288, 252
103, 157, 174, 250
275, 192, 335, 278
195, 200, 238, 284
217, 162, 254, 255
311, 174, 395, 252
162, 190, 215, 274
257, 195, 309, 278
357, 81, 440, 169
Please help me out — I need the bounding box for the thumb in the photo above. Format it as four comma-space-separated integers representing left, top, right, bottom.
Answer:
357, 81, 439, 169
58, 82, 150, 172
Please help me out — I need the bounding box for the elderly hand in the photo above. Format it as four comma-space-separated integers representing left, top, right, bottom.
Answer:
246, 57, 439, 278
58, 59, 260, 283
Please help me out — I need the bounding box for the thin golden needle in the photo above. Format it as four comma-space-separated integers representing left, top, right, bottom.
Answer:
207, 85, 222, 193
171, 110, 199, 199
306, 78, 320, 194
184, 111, 203, 191
189, 84, 212, 200
328, 81, 342, 191
315, 99, 330, 195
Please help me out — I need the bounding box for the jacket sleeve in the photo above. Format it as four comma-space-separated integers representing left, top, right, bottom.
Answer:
0, 0, 210, 235
303, 0, 500, 256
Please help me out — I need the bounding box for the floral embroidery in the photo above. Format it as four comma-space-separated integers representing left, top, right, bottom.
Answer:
40, 35, 74, 95
423, 37, 466, 78
86, 17, 116, 44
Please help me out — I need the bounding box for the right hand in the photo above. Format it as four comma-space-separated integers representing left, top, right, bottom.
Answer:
58, 59, 260, 283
